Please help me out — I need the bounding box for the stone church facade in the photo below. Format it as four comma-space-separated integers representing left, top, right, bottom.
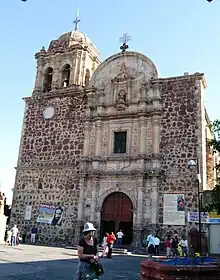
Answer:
11, 26, 208, 246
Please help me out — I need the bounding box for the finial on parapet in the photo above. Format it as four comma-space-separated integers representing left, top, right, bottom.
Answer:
120, 33, 131, 54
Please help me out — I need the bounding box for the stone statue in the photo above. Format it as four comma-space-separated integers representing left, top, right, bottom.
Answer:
117, 89, 126, 103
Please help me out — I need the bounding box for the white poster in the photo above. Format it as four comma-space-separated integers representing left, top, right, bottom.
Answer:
163, 193, 185, 225
187, 212, 209, 223
24, 205, 32, 221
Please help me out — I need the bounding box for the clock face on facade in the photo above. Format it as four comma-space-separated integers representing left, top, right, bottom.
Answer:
42, 106, 55, 119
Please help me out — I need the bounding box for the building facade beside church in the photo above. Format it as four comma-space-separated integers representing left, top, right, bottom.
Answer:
11, 23, 213, 246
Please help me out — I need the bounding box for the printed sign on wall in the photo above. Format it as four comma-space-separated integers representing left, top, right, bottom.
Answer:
163, 193, 185, 225
24, 205, 32, 220
37, 204, 64, 225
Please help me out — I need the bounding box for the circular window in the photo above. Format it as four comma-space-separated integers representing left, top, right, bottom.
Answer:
42, 106, 55, 119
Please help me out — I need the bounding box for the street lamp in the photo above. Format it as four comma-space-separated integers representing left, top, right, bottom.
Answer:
187, 158, 202, 256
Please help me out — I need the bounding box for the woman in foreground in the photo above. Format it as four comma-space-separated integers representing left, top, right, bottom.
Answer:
74, 222, 101, 280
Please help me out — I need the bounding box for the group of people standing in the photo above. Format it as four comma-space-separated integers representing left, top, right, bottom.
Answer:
165, 234, 188, 258
4, 225, 38, 246
146, 231, 188, 259
4, 225, 20, 246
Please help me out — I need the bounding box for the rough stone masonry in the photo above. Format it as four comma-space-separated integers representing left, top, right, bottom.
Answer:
10, 26, 208, 246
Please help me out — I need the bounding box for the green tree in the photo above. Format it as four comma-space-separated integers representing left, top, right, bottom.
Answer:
204, 120, 220, 213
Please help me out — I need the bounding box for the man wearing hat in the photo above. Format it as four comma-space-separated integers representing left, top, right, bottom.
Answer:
74, 222, 103, 279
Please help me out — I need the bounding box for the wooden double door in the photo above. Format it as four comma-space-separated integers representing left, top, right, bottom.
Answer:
100, 192, 133, 245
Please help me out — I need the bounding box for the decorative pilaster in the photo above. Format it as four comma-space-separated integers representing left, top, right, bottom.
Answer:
90, 186, 97, 222
139, 117, 147, 155
83, 122, 91, 157
77, 178, 85, 221
152, 116, 160, 154
151, 177, 158, 225
136, 182, 143, 225
52, 62, 60, 90
75, 51, 82, 85
33, 58, 44, 94
70, 60, 76, 85
95, 120, 102, 157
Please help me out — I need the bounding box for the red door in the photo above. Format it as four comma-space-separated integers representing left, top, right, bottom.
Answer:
101, 192, 133, 245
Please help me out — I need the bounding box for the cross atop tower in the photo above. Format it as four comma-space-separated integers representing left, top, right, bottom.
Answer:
120, 33, 131, 54
73, 7, 80, 31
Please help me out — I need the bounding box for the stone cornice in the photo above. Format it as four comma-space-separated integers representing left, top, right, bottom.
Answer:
80, 169, 161, 178
85, 110, 162, 122
24, 87, 85, 103
81, 153, 162, 162
153, 72, 207, 88
15, 165, 78, 171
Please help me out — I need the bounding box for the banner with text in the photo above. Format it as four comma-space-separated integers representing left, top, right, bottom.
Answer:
187, 212, 220, 224
187, 212, 209, 223
163, 193, 185, 225
37, 204, 64, 225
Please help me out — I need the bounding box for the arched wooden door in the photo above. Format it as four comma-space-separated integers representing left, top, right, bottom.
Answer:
100, 192, 133, 245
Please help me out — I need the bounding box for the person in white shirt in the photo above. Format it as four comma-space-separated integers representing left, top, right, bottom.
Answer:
116, 230, 124, 247
147, 232, 156, 259
180, 236, 188, 256
11, 225, 18, 246
154, 235, 160, 256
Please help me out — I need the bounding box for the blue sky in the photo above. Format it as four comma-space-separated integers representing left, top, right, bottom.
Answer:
0, 0, 220, 203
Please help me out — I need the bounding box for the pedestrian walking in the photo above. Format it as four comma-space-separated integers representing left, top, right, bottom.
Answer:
11, 225, 18, 246
180, 236, 188, 256
30, 225, 38, 243
74, 222, 103, 280
106, 232, 116, 258
170, 234, 179, 257
154, 234, 160, 256
5, 227, 12, 245
101, 233, 109, 257
147, 231, 156, 259
116, 230, 124, 247
165, 236, 171, 258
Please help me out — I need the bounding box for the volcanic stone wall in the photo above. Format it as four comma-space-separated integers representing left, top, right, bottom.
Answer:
158, 75, 204, 235
10, 92, 86, 245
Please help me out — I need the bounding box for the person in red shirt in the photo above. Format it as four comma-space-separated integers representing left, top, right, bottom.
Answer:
106, 232, 116, 258
165, 236, 171, 258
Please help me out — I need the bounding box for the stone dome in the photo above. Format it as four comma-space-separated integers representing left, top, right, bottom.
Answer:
70, 30, 89, 43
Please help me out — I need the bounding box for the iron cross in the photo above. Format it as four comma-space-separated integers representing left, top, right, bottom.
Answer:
73, 7, 80, 31
120, 33, 131, 53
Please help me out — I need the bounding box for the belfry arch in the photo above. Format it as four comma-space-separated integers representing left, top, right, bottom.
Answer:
100, 192, 133, 245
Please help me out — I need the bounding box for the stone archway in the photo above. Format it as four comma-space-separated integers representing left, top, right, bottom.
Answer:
100, 192, 133, 245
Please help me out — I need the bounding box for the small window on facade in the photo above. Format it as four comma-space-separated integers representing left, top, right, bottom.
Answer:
62, 64, 71, 87
43, 67, 53, 93
113, 131, 127, 154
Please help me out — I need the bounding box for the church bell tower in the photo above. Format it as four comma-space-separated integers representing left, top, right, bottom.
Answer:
33, 12, 100, 95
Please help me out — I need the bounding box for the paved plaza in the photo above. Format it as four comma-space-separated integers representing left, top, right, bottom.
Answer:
0, 244, 145, 280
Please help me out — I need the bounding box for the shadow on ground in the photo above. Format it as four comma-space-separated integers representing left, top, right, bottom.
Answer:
0, 255, 145, 280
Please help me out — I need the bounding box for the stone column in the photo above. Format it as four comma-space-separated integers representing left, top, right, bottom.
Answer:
77, 178, 85, 221
75, 51, 82, 85
95, 120, 102, 157
90, 186, 97, 222
83, 122, 91, 157
70, 60, 76, 85
152, 116, 160, 154
151, 177, 158, 225
139, 117, 147, 155
136, 181, 143, 225
34, 58, 44, 94
132, 225, 142, 248
52, 62, 60, 90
